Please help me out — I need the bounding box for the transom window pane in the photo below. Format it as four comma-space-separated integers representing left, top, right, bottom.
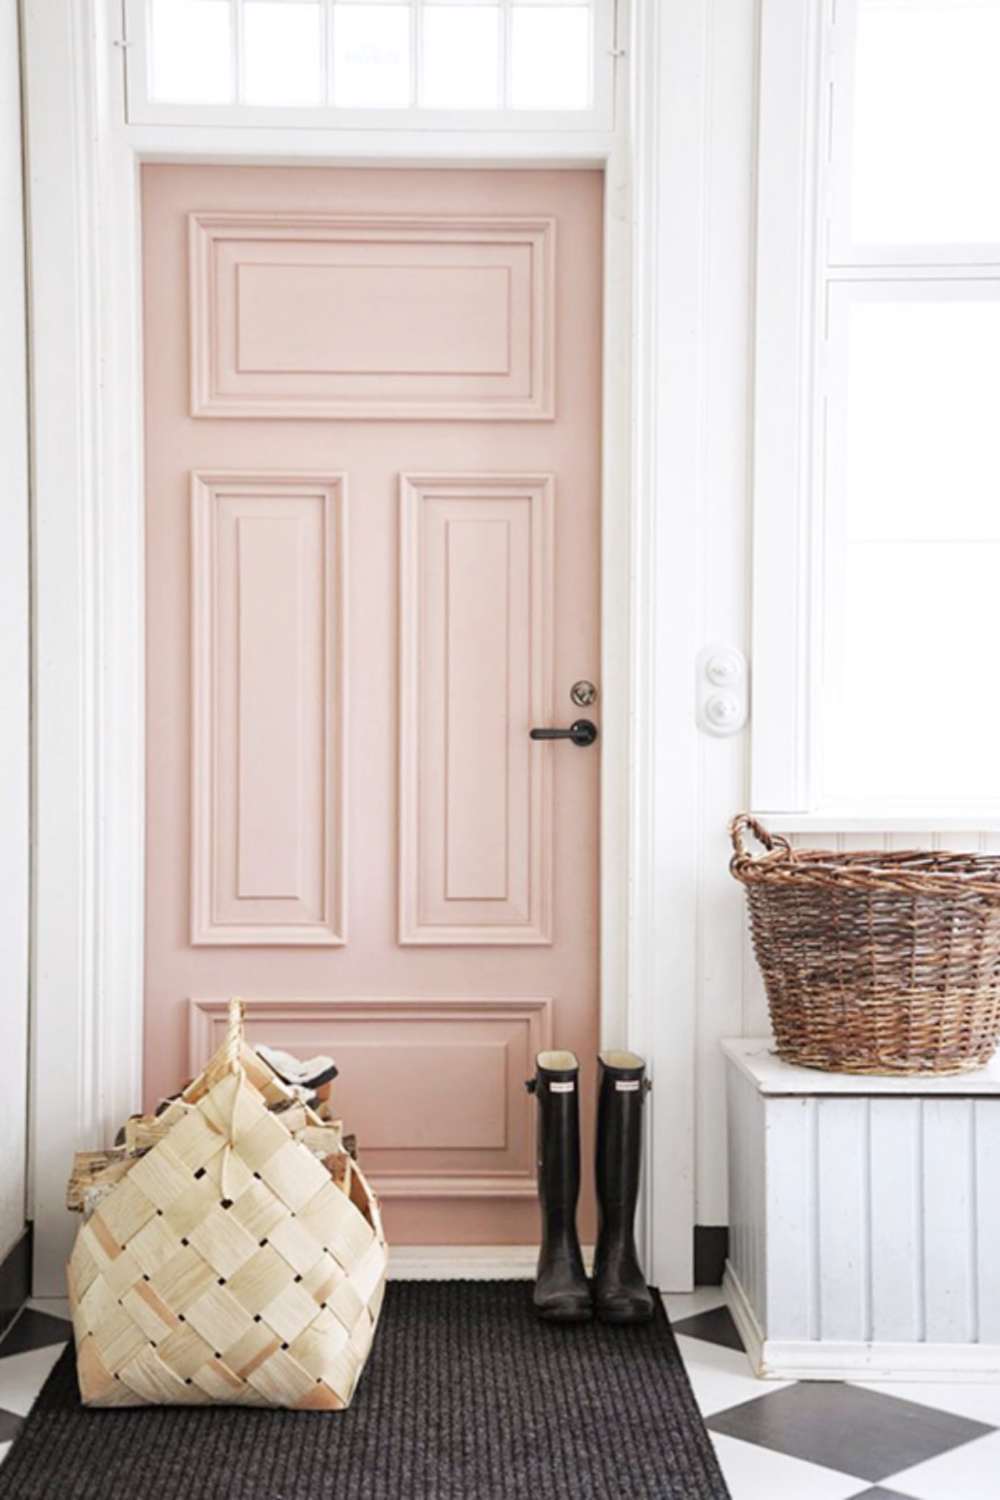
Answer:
849, 0, 1000, 244
511, 7, 590, 109
133, 0, 609, 119
150, 0, 233, 103
421, 6, 501, 109
332, 5, 412, 108
244, 2, 323, 106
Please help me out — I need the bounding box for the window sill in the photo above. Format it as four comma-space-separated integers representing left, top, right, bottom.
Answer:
751, 811, 1000, 835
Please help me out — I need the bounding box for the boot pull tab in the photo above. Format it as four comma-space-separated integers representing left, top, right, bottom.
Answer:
525, 1077, 538, 1095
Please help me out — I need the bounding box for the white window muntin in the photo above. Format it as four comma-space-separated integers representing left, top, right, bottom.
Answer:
124, 0, 616, 131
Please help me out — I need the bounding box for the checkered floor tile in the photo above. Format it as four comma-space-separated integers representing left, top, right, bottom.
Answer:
668, 1290, 1000, 1499
0, 1301, 72, 1470
3, 1290, 1000, 1496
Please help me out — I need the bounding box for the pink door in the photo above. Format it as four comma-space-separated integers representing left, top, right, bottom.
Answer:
142, 166, 603, 1245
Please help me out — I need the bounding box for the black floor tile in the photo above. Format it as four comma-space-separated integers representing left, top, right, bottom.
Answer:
0, 1310, 71, 1359
707, 1381, 994, 1482
672, 1304, 745, 1351
0, 1411, 23, 1445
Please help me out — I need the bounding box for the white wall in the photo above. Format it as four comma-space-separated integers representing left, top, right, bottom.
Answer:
0, 0, 31, 1264
675, 0, 759, 1229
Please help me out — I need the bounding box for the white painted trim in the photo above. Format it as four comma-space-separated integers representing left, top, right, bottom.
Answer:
124, 125, 617, 166
749, 0, 826, 813
727, 1260, 1000, 1381
389, 1246, 540, 1281
24, 0, 700, 1296
757, 813, 1000, 834
723, 1264, 771, 1375
723, 1038, 1000, 1098
22, 0, 146, 1295
625, 0, 704, 1289
0, 0, 31, 1261
388, 1245, 596, 1281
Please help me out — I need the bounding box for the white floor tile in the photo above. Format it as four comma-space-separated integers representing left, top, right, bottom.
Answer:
663, 1287, 728, 1321
675, 1333, 788, 1417
887, 1429, 1000, 1500
852, 1379, 1000, 1429
710, 1433, 867, 1500
26, 1297, 71, 1321
0, 1343, 66, 1417
0, 1441, 10, 1468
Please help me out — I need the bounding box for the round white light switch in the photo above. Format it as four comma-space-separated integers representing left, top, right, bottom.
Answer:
696, 645, 748, 736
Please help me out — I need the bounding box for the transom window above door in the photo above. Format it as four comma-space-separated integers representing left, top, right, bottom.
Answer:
123, 0, 617, 128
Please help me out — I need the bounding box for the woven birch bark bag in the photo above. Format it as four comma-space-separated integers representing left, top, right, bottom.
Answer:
66, 998, 388, 1408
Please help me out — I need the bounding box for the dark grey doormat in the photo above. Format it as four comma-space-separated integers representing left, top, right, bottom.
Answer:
0, 1281, 730, 1500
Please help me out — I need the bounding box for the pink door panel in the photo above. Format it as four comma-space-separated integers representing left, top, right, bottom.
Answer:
191, 473, 346, 945
189, 211, 554, 419
144, 166, 603, 1246
399, 473, 553, 944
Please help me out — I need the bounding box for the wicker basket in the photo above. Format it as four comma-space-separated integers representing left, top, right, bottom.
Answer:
730, 814, 1000, 1075
67, 998, 388, 1408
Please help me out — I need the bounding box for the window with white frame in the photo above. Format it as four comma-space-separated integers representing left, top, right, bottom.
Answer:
124, 0, 616, 128
753, 0, 1000, 816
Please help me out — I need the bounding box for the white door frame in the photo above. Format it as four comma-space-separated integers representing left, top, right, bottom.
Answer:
22, 0, 702, 1294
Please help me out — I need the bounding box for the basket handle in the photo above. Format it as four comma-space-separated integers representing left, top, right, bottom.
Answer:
221, 998, 248, 1199
730, 813, 791, 861
225, 996, 246, 1076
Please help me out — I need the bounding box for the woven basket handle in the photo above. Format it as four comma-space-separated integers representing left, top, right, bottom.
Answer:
729, 814, 791, 861
225, 997, 246, 1076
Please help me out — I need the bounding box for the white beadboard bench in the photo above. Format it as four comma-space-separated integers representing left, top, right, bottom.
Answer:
722, 1038, 1000, 1382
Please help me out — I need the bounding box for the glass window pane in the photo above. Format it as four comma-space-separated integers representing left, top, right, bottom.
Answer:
851, 1, 1000, 244
150, 0, 232, 103
422, 6, 501, 109
333, 4, 411, 108
510, 7, 590, 109
822, 290, 1000, 804
822, 542, 1000, 803
844, 298, 1000, 542
243, 2, 322, 106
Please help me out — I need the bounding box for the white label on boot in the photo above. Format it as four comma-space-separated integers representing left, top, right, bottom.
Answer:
550, 1081, 575, 1093
615, 1079, 641, 1092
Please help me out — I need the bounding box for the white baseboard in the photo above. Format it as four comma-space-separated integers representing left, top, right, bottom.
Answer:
388, 1245, 595, 1281
722, 1264, 768, 1375
723, 1262, 1000, 1382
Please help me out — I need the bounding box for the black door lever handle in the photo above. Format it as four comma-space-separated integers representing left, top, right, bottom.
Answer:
529, 719, 598, 748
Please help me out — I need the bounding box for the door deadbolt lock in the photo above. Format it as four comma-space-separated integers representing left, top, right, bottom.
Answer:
570, 680, 598, 708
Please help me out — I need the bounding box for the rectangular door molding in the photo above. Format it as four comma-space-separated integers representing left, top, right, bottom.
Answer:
399, 472, 555, 946
189, 212, 555, 421
190, 472, 346, 945
188, 995, 554, 1199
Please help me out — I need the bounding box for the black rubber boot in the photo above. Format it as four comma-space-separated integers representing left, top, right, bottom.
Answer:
593, 1051, 655, 1324
527, 1051, 592, 1322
